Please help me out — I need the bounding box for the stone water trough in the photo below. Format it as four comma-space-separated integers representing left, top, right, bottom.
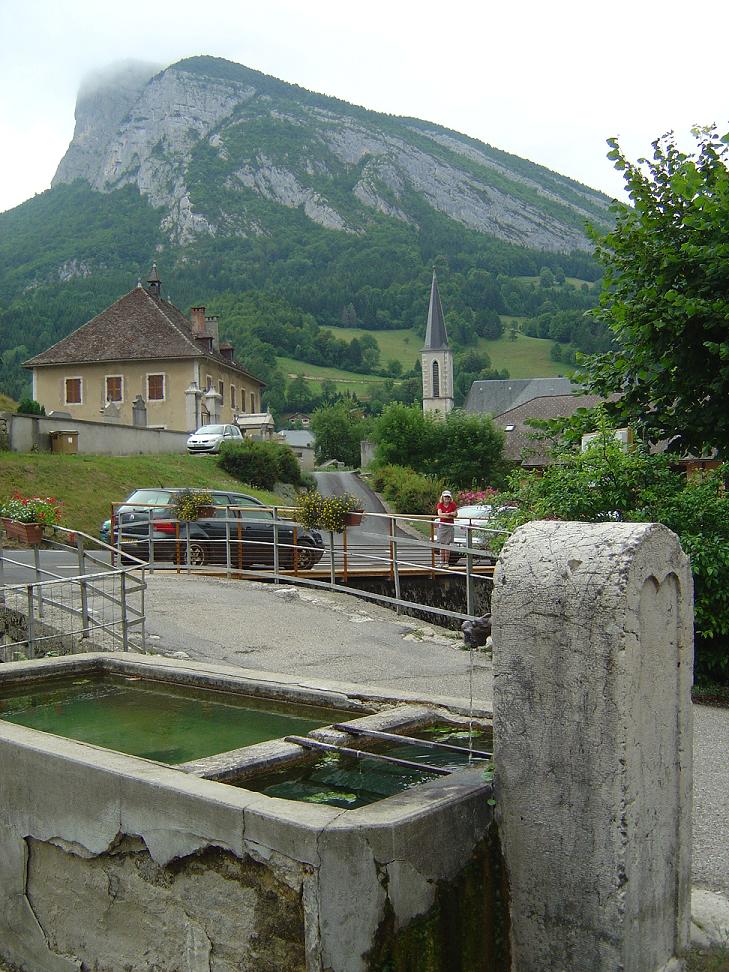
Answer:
0, 653, 505, 972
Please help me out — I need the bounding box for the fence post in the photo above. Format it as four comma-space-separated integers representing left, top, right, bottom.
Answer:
120, 571, 129, 651
0, 534, 4, 607
25, 585, 34, 659
32, 544, 44, 618
225, 514, 232, 578
430, 520, 435, 577
75, 534, 90, 638
389, 517, 395, 580
342, 525, 349, 582
329, 530, 336, 588
392, 536, 401, 614
465, 525, 474, 616
272, 507, 280, 583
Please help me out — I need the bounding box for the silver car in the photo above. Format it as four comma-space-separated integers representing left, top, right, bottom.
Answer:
187, 423, 243, 455
449, 504, 503, 564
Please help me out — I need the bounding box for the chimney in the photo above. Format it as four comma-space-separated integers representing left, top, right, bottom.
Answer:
220, 341, 234, 362
190, 306, 206, 338
205, 315, 220, 352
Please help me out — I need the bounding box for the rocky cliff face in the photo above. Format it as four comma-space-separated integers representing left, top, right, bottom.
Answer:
53, 56, 611, 251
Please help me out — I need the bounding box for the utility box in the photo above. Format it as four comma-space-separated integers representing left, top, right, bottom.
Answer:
49, 430, 79, 454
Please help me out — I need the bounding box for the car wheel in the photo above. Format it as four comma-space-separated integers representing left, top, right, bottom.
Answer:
296, 542, 316, 570
187, 542, 207, 567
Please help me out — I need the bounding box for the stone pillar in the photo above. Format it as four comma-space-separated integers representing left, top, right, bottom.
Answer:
131, 395, 147, 428
185, 382, 203, 432
492, 521, 693, 972
203, 388, 222, 425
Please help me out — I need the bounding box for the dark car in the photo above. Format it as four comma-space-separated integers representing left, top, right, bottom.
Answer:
103, 488, 324, 569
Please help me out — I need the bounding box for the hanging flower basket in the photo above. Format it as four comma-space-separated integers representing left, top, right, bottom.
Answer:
172, 489, 216, 521
294, 491, 364, 533
1, 518, 44, 545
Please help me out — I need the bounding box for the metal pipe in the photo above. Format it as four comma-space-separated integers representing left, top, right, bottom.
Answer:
284, 735, 452, 775
332, 724, 492, 758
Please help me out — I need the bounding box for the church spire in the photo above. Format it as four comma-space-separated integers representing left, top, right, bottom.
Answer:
420, 267, 454, 417
422, 269, 449, 351
147, 262, 161, 298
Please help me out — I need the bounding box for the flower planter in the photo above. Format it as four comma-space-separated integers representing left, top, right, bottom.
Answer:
1, 518, 44, 544
343, 510, 364, 527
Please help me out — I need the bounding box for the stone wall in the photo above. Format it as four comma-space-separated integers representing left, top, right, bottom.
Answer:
3, 411, 188, 455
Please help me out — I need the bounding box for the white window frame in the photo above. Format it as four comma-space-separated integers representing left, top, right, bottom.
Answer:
105, 374, 124, 403
206, 374, 213, 391
231, 385, 237, 410
146, 373, 166, 402
64, 376, 83, 406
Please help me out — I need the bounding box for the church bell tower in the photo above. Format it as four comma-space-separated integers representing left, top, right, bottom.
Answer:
420, 269, 454, 416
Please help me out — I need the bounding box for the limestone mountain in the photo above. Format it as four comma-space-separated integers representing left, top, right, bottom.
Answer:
0, 55, 612, 402
52, 56, 610, 252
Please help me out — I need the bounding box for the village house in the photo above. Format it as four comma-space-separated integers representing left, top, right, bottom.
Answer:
24, 264, 265, 434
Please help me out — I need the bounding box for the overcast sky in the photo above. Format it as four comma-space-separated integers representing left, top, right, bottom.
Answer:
0, 0, 726, 214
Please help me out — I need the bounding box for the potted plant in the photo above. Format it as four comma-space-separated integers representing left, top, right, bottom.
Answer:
294, 491, 364, 533
0, 493, 62, 544
171, 489, 216, 521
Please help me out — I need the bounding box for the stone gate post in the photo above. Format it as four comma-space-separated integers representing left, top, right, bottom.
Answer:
492, 521, 693, 972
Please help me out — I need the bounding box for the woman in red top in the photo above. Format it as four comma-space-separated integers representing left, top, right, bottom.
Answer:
435, 489, 458, 568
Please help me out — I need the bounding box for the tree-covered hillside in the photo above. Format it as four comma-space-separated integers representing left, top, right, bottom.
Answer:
0, 54, 615, 403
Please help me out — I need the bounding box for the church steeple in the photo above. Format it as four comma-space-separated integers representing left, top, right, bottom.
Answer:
146, 262, 161, 298
422, 269, 449, 351
421, 269, 454, 417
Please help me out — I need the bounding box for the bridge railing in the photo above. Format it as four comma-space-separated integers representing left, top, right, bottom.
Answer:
108, 503, 505, 625
0, 526, 146, 662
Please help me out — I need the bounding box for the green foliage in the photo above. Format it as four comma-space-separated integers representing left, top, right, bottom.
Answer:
372, 405, 506, 488
294, 490, 361, 532
217, 439, 302, 490
580, 127, 729, 455
16, 398, 45, 415
171, 489, 215, 521
310, 403, 369, 467
369, 465, 445, 516
490, 428, 729, 684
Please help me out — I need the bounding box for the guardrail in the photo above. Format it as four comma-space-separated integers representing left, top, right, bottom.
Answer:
0, 526, 146, 661
110, 503, 505, 624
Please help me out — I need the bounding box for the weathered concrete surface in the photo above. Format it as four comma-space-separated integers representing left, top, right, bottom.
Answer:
0, 657, 498, 972
492, 521, 693, 972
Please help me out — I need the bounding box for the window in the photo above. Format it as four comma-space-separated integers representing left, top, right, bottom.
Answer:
231, 385, 237, 410
65, 377, 82, 405
105, 375, 123, 402
205, 374, 212, 391
239, 389, 246, 413
432, 361, 440, 398
218, 379, 225, 399
250, 392, 256, 413
147, 374, 165, 401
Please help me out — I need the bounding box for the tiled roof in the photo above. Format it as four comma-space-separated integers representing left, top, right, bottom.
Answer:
23, 286, 263, 385
465, 377, 578, 416
494, 394, 606, 465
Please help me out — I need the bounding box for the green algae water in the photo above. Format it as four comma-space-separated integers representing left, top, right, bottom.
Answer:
0, 673, 346, 764
238, 726, 492, 809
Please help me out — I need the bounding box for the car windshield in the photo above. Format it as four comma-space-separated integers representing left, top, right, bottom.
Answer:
124, 489, 174, 508
457, 505, 493, 520
194, 425, 225, 435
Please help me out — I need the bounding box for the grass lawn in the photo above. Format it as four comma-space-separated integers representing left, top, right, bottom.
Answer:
0, 453, 288, 541
281, 327, 564, 395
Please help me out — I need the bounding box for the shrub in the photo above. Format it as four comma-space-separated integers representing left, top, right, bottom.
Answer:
370, 464, 444, 515
218, 440, 302, 489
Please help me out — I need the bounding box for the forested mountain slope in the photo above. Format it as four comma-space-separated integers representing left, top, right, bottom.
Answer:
0, 55, 612, 401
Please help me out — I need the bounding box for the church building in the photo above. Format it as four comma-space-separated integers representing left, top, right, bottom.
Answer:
420, 270, 454, 416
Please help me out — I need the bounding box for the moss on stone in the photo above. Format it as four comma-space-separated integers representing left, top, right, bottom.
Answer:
366, 825, 509, 972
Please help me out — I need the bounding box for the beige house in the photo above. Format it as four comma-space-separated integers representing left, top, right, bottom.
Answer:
24, 265, 265, 433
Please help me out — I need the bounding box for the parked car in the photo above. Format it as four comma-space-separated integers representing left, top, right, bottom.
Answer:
187, 423, 243, 455
101, 488, 325, 569
449, 504, 508, 565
